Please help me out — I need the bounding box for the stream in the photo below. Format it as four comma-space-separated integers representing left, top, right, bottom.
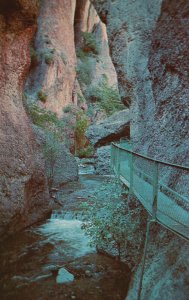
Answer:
0, 162, 130, 300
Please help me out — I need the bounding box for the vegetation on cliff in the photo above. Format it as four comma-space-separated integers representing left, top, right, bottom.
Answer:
76, 31, 124, 118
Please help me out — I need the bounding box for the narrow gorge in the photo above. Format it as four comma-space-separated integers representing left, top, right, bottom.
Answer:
0, 1, 189, 299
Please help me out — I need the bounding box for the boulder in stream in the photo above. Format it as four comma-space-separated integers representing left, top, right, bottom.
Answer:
56, 268, 74, 284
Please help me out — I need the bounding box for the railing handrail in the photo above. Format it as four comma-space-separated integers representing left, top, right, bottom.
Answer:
112, 141, 189, 299
112, 142, 189, 171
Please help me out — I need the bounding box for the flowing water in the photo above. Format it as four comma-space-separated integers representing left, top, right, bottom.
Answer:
0, 163, 130, 300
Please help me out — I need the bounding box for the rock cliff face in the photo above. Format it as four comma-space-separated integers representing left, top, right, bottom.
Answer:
127, 221, 189, 300
91, 0, 189, 167
91, 0, 189, 298
0, 0, 51, 238
0, 0, 117, 237
91, 0, 162, 105
26, 0, 77, 116
147, 0, 189, 196
75, 0, 117, 92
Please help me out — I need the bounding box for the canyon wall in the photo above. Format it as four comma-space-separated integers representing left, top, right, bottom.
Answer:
0, 0, 51, 238
0, 0, 117, 237
26, 0, 77, 116
75, 0, 117, 93
91, 0, 189, 298
91, 0, 189, 167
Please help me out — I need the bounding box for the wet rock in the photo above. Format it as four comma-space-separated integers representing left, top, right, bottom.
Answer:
78, 159, 95, 175
85, 270, 92, 278
86, 109, 130, 147
31, 273, 51, 282
56, 268, 74, 284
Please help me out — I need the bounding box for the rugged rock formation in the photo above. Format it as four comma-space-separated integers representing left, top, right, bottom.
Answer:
91, 0, 189, 168
0, 0, 51, 238
94, 145, 112, 175
126, 204, 189, 300
91, 0, 162, 108
25, 0, 77, 116
86, 109, 130, 175
86, 109, 130, 147
75, 0, 118, 96
147, 0, 189, 197
91, 0, 189, 298
49, 144, 78, 186
75, 0, 97, 46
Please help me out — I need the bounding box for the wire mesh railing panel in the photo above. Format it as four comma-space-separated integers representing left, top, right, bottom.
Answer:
156, 164, 189, 237
111, 144, 116, 171
111, 145, 121, 176
119, 148, 131, 184
132, 155, 156, 212
111, 142, 189, 240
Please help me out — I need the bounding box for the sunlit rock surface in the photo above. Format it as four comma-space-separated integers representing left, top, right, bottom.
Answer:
26, 0, 77, 116
0, 0, 51, 238
75, 0, 117, 87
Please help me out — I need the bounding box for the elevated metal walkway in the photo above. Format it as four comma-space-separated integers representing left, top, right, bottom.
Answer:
111, 141, 189, 240
111, 141, 189, 300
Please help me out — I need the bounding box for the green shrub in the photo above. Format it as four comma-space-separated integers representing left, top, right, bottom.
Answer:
37, 90, 47, 103
79, 179, 128, 259
75, 111, 89, 152
44, 53, 54, 65
76, 58, 94, 86
42, 48, 55, 65
27, 104, 58, 128
90, 78, 124, 116
75, 111, 88, 139
76, 144, 94, 158
76, 31, 99, 61
86, 104, 95, 118
81, 31, 99, 55
76, 48, 87, 60
63, 105, 74, 114
43, 132, 61, 187
77, 94, 85, 105
75, 32, 98, 86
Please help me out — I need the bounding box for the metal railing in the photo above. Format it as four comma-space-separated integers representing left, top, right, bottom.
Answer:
111, 141, 189, 240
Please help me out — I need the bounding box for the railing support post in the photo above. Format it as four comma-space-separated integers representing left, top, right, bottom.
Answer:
137, 217, 154, 300
117, 147, 121, 180
129, 152, 134, 195
152, 162, 159, 220
110, 143, 114, 169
